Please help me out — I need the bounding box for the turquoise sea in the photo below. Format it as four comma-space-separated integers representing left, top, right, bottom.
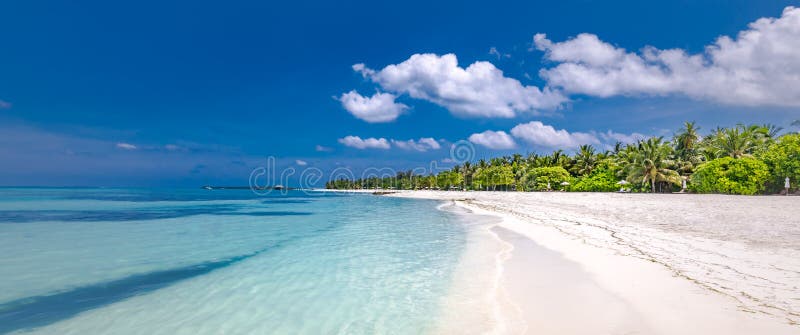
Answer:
0, 188, 486, 334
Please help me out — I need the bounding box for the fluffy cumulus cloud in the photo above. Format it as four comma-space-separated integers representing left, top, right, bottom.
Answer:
534, 6, 800, 106
510, 122, 598, 149
115, 142, 138, 150
507, 121, 646, 150
338, 90, 408, 123
468, 130, 517, 149
353, 54, 566, 118
337, 136, 391, 149
391, 137, 442, 152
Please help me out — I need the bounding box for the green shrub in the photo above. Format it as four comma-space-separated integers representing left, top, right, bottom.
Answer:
761, 134, 800, 193
473, 166, 514, 190
522, 166, 571, 191
571, 167, 619, 192
689, 157, 770, 195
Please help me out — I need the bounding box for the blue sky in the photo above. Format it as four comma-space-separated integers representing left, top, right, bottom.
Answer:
1, 0, 799, 186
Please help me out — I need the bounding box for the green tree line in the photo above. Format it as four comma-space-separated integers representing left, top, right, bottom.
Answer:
326, 122, 800, 195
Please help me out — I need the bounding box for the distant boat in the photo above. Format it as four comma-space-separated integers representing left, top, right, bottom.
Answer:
273, 185, 285, 190
202, 186, 213, 190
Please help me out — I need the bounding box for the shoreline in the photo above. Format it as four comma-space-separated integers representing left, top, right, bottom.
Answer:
389, 191, 800, 334
427, 202, 524, 334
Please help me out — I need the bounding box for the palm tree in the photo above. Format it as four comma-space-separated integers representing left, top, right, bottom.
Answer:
461, 161, 473, 189
511, 153, 523, 166
673, 121, 704, 176
708, 126, 756, 158
541, 150, 571, 170
613, 141, 623, 154
526, 153, 541, 168
510, 161, 526, 191
474, 159, 489, 190
449, 165, 462, 189
747, 123, 782, 139
621, 137, 681, 193
572, 144, 598, 176
674, 121, 700, 155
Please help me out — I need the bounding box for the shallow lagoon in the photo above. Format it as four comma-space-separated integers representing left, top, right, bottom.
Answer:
0, 188, 471, 334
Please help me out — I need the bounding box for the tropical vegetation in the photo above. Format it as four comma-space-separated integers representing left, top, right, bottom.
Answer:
325, 122, 800, 195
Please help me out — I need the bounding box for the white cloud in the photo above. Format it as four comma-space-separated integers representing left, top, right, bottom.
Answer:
295, 159, 308, 166
534, 6, 800, 106
0, 100, 11, 109
116, 142, 138, 150
419, 138, 441, 149
315, 145, 333, 152
353, 53, 566, 118
391, 137, 442, 152
337, 136, 443, 151
352, 63, 375, 78
597, 130, 647, 145
534, 33, 624, 67
508, 121, 647, 150
468, 130, 517, 149
338, 90, 408, 123
338, 136, 391, 149
510, 121, 599, 149
488, 47, 511, 59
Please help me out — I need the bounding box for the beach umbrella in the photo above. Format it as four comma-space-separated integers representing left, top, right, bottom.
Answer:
786, 177, 791, 196
617, 180, 629, 192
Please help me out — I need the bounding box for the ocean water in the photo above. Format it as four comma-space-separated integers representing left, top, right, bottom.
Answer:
0, 188, 484, 334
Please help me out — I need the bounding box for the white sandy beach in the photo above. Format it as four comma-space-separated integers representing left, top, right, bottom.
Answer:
388, 191, 800, 335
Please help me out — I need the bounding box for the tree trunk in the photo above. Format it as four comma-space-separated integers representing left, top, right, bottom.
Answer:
651, 180, 656, 193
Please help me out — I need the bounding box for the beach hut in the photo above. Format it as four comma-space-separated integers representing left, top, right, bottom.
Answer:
560, 181, 570, 191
